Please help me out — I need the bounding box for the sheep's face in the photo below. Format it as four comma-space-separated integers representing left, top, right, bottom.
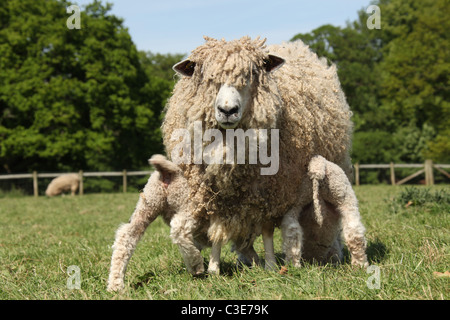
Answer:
172, 38, 285, 129
213, 83, 250, 129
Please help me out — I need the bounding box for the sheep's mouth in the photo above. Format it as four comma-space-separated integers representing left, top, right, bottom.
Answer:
219, 121, 239, 129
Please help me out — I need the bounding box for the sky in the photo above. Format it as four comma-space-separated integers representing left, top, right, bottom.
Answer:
73, 0, 373, 55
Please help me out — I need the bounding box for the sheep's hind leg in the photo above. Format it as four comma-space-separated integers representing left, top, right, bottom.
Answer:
324, 161, 369, 268
338, 200, 369, 268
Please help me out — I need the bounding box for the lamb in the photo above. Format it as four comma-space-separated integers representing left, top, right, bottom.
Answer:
107, 155, 260, 292
107, 153, 367, 292
302, 155, 368, 266
162, 36, 368, 272
45, 173, 80, 197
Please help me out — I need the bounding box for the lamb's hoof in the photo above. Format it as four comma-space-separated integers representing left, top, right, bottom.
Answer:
189, 263, 205, 276
192, 271, 207, 278
351, 258, 369, 269
207, 264, 220, 275
107, 281, 124, 292
291, 260, 302, 268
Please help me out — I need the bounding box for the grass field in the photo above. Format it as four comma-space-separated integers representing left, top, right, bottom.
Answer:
0, 185, 448, 300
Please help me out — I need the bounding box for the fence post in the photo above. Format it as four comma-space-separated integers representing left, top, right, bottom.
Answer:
390, 162, 395, 185
354, 163, 360, 186
33, 171, 38, 197
425, 159, 434, 186
78, 170, 84, 195
122, 170, 127, 193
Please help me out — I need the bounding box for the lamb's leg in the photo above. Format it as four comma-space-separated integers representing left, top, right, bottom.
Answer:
300, 201, 342, 264
235, 244, 260, 267
170, 212, 205, 275
207, 242, 222, 275
107, 196, 160, 291
262, 222, 277, 270
337, 192, 368, 267
281, 207, 302, 267
107, 173, 165, 292
323, 159, 368, 268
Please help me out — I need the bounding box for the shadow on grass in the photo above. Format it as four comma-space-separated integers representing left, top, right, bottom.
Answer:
366, 238, 388, 264
132, 239, 388, 287
132, 271, 158, 289
342, 237, 388, 265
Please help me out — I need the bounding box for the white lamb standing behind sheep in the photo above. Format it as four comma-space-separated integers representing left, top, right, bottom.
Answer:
304, 155, 368, 266
107, 153, 367, 291
45, 173, 80, 197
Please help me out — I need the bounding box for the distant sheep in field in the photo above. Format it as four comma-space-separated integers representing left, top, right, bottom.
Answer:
45, 173, 80, 197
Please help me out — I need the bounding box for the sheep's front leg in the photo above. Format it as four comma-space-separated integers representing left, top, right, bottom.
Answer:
107, 196, 159, 292
170, 212, 205, 275
207, 242, 222, 275
262, 222, 277, 271
281, 207, 302, 267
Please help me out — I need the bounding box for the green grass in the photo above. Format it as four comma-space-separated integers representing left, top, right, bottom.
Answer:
0, 185, 448, 300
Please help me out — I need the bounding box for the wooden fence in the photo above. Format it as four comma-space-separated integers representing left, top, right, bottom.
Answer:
0, 170, 152, 197
0, 160, 449, 196
354, 160, 450, 186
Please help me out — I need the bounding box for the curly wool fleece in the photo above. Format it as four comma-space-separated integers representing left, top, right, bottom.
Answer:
162, 36, 353, 245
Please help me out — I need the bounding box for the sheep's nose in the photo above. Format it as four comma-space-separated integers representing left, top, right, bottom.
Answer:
218, 106, 239, 117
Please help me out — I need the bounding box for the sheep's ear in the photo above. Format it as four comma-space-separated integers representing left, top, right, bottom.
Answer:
264, 55, 285, 72
173, 59, 196, 77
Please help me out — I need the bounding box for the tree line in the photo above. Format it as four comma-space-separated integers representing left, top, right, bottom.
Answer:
0, 0, 448, 178
292, 0, 449, 167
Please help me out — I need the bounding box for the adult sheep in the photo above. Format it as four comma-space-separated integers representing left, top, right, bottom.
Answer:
163, 36, 368, 272
45, 173, 80, 197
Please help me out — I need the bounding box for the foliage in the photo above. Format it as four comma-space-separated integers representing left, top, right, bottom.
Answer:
390, 186, 450, 216
291, 0, 449, 164
0, 0, 448, 186
394, 186, 450, 207
0, 0, 174, 174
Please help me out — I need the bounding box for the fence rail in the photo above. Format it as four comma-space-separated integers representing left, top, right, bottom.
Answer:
0, 170, 152, 196
354, 160, 450, 186
0, 160, 449, 196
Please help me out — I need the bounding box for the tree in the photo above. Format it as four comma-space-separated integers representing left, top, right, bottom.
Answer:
0, 0, 168, 173
291, 23, 384, 133
377, 0, 450, 162
291, 0, 449, 164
